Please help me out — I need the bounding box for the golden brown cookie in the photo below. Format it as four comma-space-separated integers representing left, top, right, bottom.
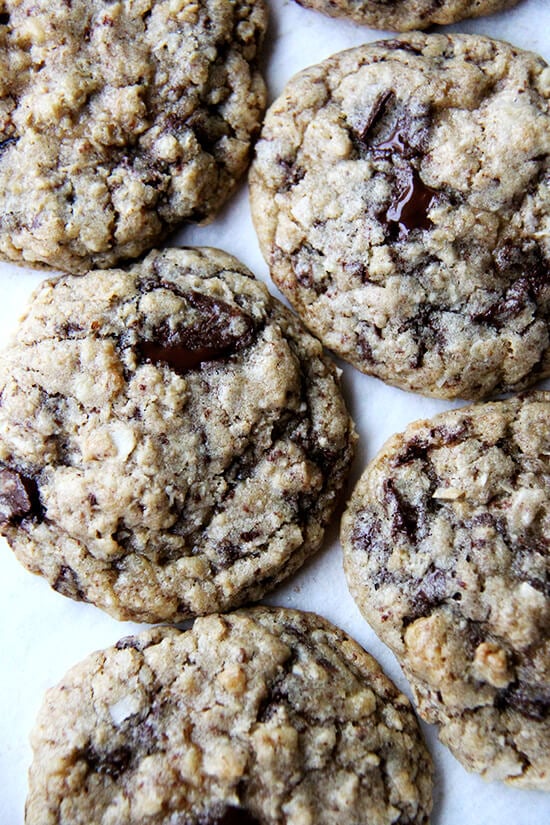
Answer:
342, 393, 550, 788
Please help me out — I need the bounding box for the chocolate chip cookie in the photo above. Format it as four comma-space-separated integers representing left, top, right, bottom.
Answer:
249, 33, 550, 400
0, 247, 355, 622
292, 0, 520, 32
341, 392, 550, 788
25, 607, 433, 825
0, 0, 267, 273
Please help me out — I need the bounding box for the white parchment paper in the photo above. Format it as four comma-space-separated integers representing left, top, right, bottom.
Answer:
1, 1, 549, 822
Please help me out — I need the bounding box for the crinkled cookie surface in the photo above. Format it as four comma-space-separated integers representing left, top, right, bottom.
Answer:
292, 0, 520, 32
25, 608, 433, 825
250, 33, 550, 399
0, 0, 267, 272
342, 393, 550, 788
0, 247, 355, 622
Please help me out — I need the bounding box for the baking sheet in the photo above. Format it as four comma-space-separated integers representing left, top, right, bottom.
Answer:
1, 0, 549, 821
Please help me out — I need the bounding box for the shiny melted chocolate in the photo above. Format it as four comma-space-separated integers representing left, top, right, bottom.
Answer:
371, 115, 438, 235
140, 340, 228, 373
371, 123, 410, 158
140, 290, 255, 375
386, 167, 437, 234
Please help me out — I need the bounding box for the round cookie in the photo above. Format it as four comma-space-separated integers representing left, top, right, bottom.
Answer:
249, 33, 550, 400
25, 607, 433, 825
0, 247, 355, 623
292, 0, 520, 32
0, 0, 267, 273
341, 393, 550, 788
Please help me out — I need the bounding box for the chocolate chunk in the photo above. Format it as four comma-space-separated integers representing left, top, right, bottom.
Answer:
371, 111, 430, 161
215, 540, 242, 569
381, 39, 424, 55
115, 635, 142, 651
290, 244, 326, 293
83, 743, 132, 779
52, 565, 86, 601
494, 240, 548, 293
0, 136, 17, 156
353, 90, 394, 145
343, 260, 369, 281
353, 106, 437, 234
0, 468, 42, 525
409, 568, 448, 619
84, 710, 159, 779
474, 241, 549, 327
186, 110, 232, 154
140, 339, 219, 372
386, 168, 437, 235
357, 330, 376, 365
372, 123, 410, 159
383, 479, 419, 540
140, 291, 256, 374
0, 13, 9, 25
394, 436, 429, 466
431, 421, 470, 446
351, 512, 383, 555
207, 807, 262, 825
496, 682, 550, 721
473, 278, 534, 327
395, 422, 469, 467
511, 540, 549, 596
278, 156, 306, 189
224, 443, 258, 485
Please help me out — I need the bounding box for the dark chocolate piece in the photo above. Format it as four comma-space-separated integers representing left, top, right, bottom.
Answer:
355, 90, 394, 144
0, 467, 42, 525
211, 808, 262, 825
386, 168, 437, 235
0, 136, 17, 155
496, 682, 550, 721
140, 291, 256, 374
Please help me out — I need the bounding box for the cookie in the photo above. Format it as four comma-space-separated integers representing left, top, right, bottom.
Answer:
292, 0, 520, 32
0, 247, 355, 623
341, 392, 550, 788
249, 33, 550, 400
25, 607, 433, 825
0, 0, 267, 273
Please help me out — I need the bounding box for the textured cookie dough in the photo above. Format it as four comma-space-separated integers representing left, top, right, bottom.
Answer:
0, 247, 355, 622
249, 33, 550, 400
292, 0, 520, 32
25, 607, 433, 825
341, 393, 550, 788
0, 0, 267, 272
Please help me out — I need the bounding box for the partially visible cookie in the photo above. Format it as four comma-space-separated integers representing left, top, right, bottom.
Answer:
341, 393, 550, 788
292, 0, 520, 32
249, 33, 550, 400
0, 0, 267, 273
25, 607, 433, 825
0, 247, 355, 622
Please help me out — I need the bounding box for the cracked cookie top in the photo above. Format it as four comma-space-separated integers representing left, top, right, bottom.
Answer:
249, 33, 550, 400
341, 392, 550, 788
25, 608, 433, 825
0, 247, 354, 622
291, 0, 520, 32
0, 0, 267, 272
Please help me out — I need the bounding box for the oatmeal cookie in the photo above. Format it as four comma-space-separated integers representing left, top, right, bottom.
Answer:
0, 0, 267, 272
292, 0, 520, 32
249, 33, 550, 400
341, 393, 550, 787
0, 247, 354, 622
25, 608, 433, 825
